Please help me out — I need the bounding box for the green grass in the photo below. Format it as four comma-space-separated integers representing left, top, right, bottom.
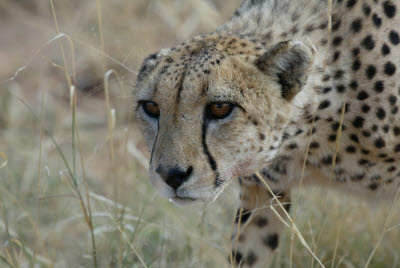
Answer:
0, 0, 399, 267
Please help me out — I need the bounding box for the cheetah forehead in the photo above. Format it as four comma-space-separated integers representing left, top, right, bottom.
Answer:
136, 34, 269, 107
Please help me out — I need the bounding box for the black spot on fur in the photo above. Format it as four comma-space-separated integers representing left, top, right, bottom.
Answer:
381, 44, 391, 55
368, 183, 379, 191
372, 13, 382, 28
332, 36, 343, 46
376, 108, 386, 120
350, 80, 358, 90
352, 116, 365, 128
328, 134, 337, 142
361, 149, 370, 155
352, 174, 365, 181
362, 130, 371, 137
263, 234, 279, 250
363, 4, 371, 16
284, 201, 291, 212
236, 209, 251, 223
346, 145, 357, 153
321, 155, 333, 165
332, 51, 341, 62
310, 141, 320, 148
384, 61, 396, 75
233, 250, 244, 264
374, 81, 385, 92
361, 35, 375, 50
287, 143, 298, 150
383, 125, 390, 133
246, 251, 258, 266
383, 1, 396, 18
388, 166, 396, 172
362, 104, 371, 113
332, 20, 341, 31
389, 30, 400, 45
255, 217, 268, 228
366, 65, 377, 79
358, 91, 369, 100
394, 127, 400, 136
375, 138, 386, 148
389, 95, 397, 105
394, 144, 400, 152
318, 100, 331, 109
385, 158, 395, 163
352, 59, 361, 71
322, 87, 332, 93
352, 47, 360, 57
350, 134, 360, 143
358, 159, 370, 166
346, 0, 357, 8
336, 85, 346, 93
350, 18, 363, 33
250, 0, 265, 6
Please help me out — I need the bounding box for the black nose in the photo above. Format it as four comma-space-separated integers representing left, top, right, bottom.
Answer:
155, 165, 193, 190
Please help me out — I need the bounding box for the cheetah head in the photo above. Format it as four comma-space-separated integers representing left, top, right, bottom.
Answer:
134, 34, 313, 205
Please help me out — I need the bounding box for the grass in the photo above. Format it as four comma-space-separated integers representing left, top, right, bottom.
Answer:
0, 0, 399, 267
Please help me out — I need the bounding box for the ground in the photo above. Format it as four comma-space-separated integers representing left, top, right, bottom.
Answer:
0, 0, 399, 267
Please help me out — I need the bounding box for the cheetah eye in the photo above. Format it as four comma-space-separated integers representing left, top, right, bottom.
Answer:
206, 102, 235, 120
140, 101, 160, 119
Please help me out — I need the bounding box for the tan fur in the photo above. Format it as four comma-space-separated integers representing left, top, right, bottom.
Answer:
135, 0, 400, 266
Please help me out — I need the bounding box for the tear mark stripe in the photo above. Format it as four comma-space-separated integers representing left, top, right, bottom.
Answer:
202, 114, 220, 188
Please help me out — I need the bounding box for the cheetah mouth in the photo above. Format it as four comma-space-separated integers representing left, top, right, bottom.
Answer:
169, 195, 198, 206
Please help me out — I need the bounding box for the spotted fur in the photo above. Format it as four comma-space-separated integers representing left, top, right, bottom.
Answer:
134, 0, 400, 266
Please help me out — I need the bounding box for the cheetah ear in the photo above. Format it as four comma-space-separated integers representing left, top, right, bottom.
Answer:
137, 48, 171, 83
255, 40, 314, 101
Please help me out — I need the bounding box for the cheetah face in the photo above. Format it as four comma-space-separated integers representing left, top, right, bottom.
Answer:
134, 36, 313, 205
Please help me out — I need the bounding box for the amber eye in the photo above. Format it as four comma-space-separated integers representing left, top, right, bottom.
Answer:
206, 102, 235, 120
141, 101, 160, 118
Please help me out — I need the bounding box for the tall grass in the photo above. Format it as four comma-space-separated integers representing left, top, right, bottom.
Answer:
0, 0, 399, 267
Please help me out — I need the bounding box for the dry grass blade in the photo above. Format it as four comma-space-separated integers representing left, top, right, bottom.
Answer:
290, 110, 318, 268
2, 32, 136, 86
1, 206, 20, 268
94, 200, 149, 268
49, 0, 72, 89
104, 69, 120, 161
327, 102, 346, 186
364, 184, 400, 267
232, 207, 244, 268
49, 1, 98, 265
1, 32, 70, 84
331, 222, 342, 268
0, 152, 8, 169
32, 89, 46, 268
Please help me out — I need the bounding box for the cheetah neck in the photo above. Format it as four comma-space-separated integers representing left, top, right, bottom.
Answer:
220, 0, 331, 38
217, 0, 347, 140
217, 0, 338, 70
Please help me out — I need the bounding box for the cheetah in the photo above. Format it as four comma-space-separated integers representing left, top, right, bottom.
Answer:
134, 0, 400, 266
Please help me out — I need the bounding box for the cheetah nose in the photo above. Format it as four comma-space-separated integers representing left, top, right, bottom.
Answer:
155, 165, 193, 190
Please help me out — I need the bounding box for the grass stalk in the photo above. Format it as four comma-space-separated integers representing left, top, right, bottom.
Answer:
32, 89, 46, 268
49, 0, 72, 90
364, 184, 400, 267
1, 206, 20, 268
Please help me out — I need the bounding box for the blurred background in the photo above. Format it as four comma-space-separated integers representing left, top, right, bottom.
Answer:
0, 0, 399, 267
